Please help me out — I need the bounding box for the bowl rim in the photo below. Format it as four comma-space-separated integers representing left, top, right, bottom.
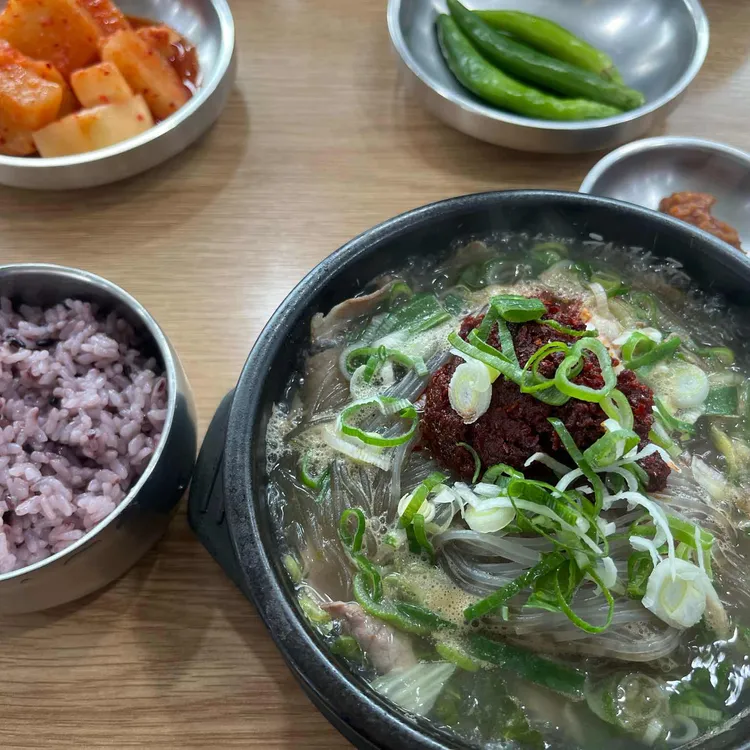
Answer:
0, 0, 235, 171
387, 0, 709, 133
222, 190, 750, 750
0, 263, 179, 583
579, 135, 750, 194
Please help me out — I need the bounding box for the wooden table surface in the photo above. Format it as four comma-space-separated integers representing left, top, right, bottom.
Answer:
0, 0, 749, 747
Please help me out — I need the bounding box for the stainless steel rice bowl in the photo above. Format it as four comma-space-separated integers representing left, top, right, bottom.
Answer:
0, 264, 197, 614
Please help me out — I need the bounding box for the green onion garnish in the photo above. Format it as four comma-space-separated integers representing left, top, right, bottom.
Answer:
600, 389, 634, 430
337, 396, 418, 448
582, 425, 640, 470
520, 341, 569, 395
457, 442, 482, 484
590, 271, 630, 298
704, 385, 739, 417
299, 452, 328, 490
694, 346, 735, 366
400, 472, 446, 528
490, 294, 547, 323
554, 564, 614, 634
627, 291, 660, 323
549, 418, 605, 512
539, 319, 597, 338
555, 338, 617, 403
464, 552, 566, 621
345, 346, 428, 380
466, 634, 586, 699
483, 463, 523, 487
339, 508, 366, 554
654, 397, 695, 437
621, 331, 656, 362
625, 335, 681, 370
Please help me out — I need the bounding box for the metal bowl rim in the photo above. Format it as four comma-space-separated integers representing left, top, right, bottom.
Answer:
0, 0, 235, 171
0, 262, 181, 583
580, 135, 750, 193
387, 0, 709, 133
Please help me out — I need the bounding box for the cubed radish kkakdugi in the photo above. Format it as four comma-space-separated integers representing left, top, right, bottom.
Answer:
101, 30, 189, 121
77, 0, 130, 35
32, 94, 153, 157
0, 0, 196, 156
0, 40, 65, 155
0, 0, 102, 79
71, 62, 132, 108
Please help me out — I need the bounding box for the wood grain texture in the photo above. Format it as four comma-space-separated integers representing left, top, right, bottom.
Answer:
0, 0, 748, 746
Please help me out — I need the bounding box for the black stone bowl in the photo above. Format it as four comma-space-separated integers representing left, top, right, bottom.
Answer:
188, 191, 750, 750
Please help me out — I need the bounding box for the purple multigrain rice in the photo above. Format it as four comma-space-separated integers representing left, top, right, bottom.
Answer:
0, 297, 167, 574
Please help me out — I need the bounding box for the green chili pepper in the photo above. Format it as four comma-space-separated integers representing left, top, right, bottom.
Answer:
436, 15, 622, 122
447, 0, 643, 111
474, 10, 623, 83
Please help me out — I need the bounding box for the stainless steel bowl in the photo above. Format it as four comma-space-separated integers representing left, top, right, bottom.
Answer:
0, 0, 236, 190
388, 0, 709, 153
580, 136, 750, 251
0, 264, 197, 614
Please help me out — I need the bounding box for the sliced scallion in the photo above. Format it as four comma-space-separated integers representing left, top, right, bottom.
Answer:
555, 564, 614, 634
583, 424, 640, 470
549, 418, 605, 512
555, 338, 617, 403
467, 634, 586, 700
539, 319, 597, 338
625, 336, 681, 370
345, 346, 428, 380
457, 442, 482, 483
337, 396, 418, 448
490, 294, 547, 323
694, 346, 735, 366
621, 331, 656, 362
601, 389, 634, 431
628, 291, 660, 323
299, 451, 328, 490
464, 552, 566, 621
520, 341, 568, 394
590, 271, 630, 298
400, 472, 446, 528
704, 385, 739, 417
